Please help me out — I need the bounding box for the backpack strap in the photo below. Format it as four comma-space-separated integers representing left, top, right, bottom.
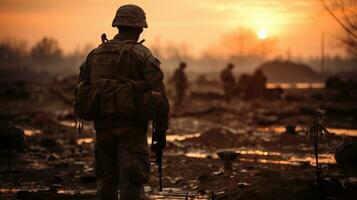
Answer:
112, 40, 138, 83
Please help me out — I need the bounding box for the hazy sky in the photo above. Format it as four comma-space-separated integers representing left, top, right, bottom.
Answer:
0, 0, 347, 58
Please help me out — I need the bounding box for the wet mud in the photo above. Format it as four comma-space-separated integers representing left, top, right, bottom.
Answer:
1, 81, 357, 200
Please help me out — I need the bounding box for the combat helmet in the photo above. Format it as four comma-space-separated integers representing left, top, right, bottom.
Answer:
112, 4, 148, 28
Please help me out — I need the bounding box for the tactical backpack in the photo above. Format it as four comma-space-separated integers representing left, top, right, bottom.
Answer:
73, 40, 136, 121
73, 79, 99, 121
74, 39, 164, 122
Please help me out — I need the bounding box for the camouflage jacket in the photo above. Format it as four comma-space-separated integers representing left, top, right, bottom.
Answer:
79, 34, 169, 131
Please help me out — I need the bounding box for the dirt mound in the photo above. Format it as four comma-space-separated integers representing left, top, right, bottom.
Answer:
183, 128, 241, 149
258, 60, 322, 83
217, 177, 356, 200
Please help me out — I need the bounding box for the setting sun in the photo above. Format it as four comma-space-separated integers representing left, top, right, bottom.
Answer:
257, 28, 268, 40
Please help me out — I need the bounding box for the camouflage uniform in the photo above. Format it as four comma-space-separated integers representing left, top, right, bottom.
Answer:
220, 64, 236, 103
171, 62, 188, 107
81, 5, 169, 200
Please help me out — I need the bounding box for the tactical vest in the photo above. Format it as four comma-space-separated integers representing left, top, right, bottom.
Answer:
91, 40, 138, 119
74, 39, 164, 122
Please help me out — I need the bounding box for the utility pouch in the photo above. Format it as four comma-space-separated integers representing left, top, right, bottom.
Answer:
100, 92, 116, 117
115, 82, 135, 118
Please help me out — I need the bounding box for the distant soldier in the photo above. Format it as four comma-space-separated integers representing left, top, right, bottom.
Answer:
171, 62, 188, 107
252, 69, 267, 98
76, 4, 169, 200
220, 63, 236, 103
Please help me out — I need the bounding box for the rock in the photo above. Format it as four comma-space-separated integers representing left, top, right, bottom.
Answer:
0, 122, 25, 152
335, 139, 357, 165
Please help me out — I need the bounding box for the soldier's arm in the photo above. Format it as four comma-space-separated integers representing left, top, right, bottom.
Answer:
143, 56, 170, 131
79, 49, 96, 82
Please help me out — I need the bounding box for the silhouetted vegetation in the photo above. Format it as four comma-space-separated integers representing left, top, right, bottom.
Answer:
0, 37, 90, 78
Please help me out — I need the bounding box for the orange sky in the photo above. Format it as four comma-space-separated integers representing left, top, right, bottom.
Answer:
0, 0, 347, 58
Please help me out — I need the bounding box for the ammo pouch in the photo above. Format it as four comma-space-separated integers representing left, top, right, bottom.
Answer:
96, 79, 135, 119
73, 81, 100, 121
73, 79, 136, 121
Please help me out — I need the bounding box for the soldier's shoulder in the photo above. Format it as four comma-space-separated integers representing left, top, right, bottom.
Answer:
85, 48, 97, 61
132, 43, 161, 66
88, 48, 97, 56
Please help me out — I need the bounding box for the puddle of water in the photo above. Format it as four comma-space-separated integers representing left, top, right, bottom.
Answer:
258, 126, 357, 137
76, 138, 94, 145
239, 158, 302, 166
183, 149, 281, 159
57, 189, 96, 195
239, 154, 335, 166
75, 133, 201, 145
327, 128, 357, 137
185, 152, 212, 158
266, 82, 324, 89
23, 129, 43, 136
59, 120, 93, 131
239, 150, 281, 156
148, 133, 201, 144
181, 148, 335, 167
0, 187, 50, 193
289, 153, 336, 166
257, 126, 306, 134
166, 133, 201, 142
75, 133, 202, 146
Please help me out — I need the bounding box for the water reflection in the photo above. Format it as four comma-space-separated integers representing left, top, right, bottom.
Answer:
289, 153, 336, 166
183, 149, 281, 159
182, 149, 335, 167
239, 158, 301, 166
0, 187, 50, 193
148, 133, 201, 144
76, 138, 94, 145
58, 120, 93, 131
239, 149, 281, 156
185, 152, 211, 158
57, 189, 96, 195
327, 128, 357, 137
75, 133, 201, 146
166, 133, 201, 142
23, 129, 43, 136
257, 126, 357, 137
266, 83, 325, 89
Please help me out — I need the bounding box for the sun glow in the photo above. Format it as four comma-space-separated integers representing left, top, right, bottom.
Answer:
257, 28, 268, 40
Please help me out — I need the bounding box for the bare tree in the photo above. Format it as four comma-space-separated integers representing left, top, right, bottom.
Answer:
31, 37, 63, 64
322, 0, 357, 56
0, 38, 28, 68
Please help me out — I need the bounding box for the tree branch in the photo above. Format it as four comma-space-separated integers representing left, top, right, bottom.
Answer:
322, 0, 357, 39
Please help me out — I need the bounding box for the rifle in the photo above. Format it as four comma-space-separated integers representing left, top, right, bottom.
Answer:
151, 121, 163, 191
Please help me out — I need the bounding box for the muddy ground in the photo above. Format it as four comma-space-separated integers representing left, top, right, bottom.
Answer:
0, 79, 357, 200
